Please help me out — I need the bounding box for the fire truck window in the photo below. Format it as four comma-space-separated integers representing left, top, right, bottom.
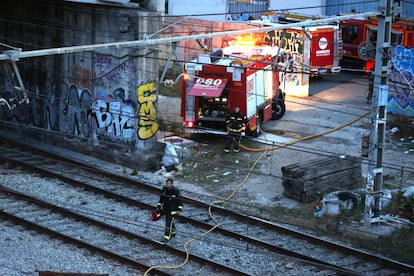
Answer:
344, 25, 359, 43
391, 32, 402, 45
368, 31, 377, 43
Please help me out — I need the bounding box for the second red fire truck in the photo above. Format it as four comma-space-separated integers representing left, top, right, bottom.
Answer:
340, 16, 414, 71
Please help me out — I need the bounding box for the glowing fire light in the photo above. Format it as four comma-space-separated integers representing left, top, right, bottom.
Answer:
224, 33, 265, 47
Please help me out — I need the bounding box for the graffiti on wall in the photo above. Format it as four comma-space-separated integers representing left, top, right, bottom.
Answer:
61, 84, 91, 137
265, 30, 308, 96
136, 81, 158, 140
91, 87, 136, 141
389, 45, 414, 117
0, 80, 160, 142
71, 64, 93, 90
94, 53, 138, 92
0, 49, 162, 148
91, 53, 159, 143
0, 81, 91, 137
266, 30, 305, 73
264, 29, 304, 54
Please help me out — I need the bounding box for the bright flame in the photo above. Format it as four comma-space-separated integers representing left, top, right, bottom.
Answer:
234, 34, 256, 46
226, 33, 265, 47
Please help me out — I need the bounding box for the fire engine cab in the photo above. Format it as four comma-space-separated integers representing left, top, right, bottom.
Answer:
181, 44, 285, 137
340, 16, 414, 71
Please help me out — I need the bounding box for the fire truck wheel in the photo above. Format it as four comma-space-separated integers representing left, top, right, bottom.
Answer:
271, 101, 286, 120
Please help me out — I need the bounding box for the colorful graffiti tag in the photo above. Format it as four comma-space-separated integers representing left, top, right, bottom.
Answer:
264, 29, 304, 55
94, 53, 138, 91
136, 81, 158, 140
0, 72, 160, 145
91, 88, 136, 140
389, 45, 414, 117
91, 81, 159, 142
0, 82, 92, 137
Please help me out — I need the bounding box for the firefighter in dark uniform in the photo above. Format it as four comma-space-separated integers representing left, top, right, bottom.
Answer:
224, 106, 247, 153
157, 178, 183, 241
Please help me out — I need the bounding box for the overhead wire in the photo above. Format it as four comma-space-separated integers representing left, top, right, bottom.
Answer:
0, 0, 410, 192
141, 1, 379, 19
0, 55, 412, 173
1, 4, 413, 273
0, 1, 383, 47
0, 57, 411, 173
0, 0, 410, 239
0, 0, 402, 55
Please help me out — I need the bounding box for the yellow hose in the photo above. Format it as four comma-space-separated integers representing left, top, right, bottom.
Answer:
241, 111, 370, 152
144, 110, 370, 275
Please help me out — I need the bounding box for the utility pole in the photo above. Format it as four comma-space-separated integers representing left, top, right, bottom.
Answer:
364, 0, 395, 226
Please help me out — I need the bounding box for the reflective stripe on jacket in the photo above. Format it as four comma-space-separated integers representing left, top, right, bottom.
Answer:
158, 186, 183, 212
226, 111, 246, 132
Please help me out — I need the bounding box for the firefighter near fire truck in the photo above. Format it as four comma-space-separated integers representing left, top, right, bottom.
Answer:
181, 44, 287, 138
224, 105, 247, 153
156, 178, 183, 242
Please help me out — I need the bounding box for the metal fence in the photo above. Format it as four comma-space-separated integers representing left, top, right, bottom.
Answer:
227, 0, 269, 21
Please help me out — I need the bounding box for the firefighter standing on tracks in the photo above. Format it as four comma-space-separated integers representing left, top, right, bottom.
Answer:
224, 106, 247, 153
156, 178, 183, 242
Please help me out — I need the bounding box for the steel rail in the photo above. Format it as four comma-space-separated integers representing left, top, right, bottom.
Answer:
0, 185, 250, 276
0, 149, 357, 274
0, 138, 412, 274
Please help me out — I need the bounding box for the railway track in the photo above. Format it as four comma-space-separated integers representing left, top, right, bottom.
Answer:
0, 185, 244, 275
0, 140, 413, 275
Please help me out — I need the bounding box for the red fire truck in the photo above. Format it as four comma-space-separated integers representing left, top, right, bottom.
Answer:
180, 44, 285, 137
340, 16, 414, 71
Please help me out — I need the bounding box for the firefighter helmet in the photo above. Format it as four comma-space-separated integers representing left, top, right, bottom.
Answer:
151, 210, 162, 221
